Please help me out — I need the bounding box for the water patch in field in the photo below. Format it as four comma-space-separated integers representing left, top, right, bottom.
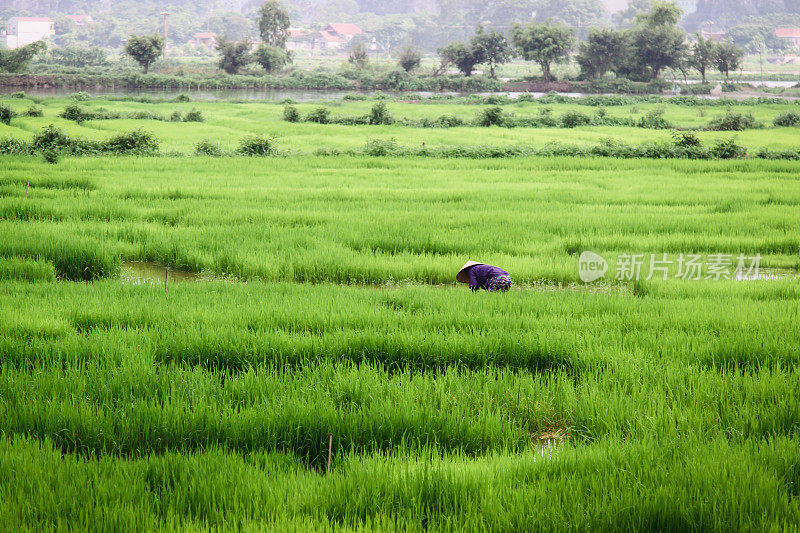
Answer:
120, 261, 201, 285
735, 268, 799, 281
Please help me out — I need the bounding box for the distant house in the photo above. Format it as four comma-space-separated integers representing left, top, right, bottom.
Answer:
190, 32, 217, 47
312, 23, 364, 51
286, 28, 312, 51
698, 30, 725, 42
65, 15, 94, 26
775, 28, 800, 50
5, 17, 55, 50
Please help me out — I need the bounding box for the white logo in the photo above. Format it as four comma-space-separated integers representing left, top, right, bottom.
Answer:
579, 251, 608, 283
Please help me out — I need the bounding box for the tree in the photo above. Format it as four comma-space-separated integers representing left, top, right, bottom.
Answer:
398, 46, 421, 72
0, 41, 46, 73
470, 25, 511, 78
215, 36, 253, 75
49, 46, 108, 68
123, 34, 164, 74
613, 0, 653, 28
437, 42, 481, 76
511, 22, 575, 82
627, 1, 687, 80
254, 43, 291, 74
533, 0, 610, 38
576, 27, 625, 79
258, 0, 290, 48
348, 42, 369, 68
688, 33, 716, 84
206, 12, 253, 41
714, 41, 744, 80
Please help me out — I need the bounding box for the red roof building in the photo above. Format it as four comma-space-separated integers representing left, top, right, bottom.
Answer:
65, 15, 94, 26
775, 28, 800, 49
324, 23, 363, 37
190, 32, 217, 47
5, 17, 54, 49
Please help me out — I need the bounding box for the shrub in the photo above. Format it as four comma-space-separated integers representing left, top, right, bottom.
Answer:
183, 108, 204, 122
175, 94, 191, 102
103, 129, 159, 155
672, 131, 701, 148
169, 110, 183, 122
706, 111, 759, 131
637, 108, 672, 129
363, 137, 398, 156
710, 137, 746, 159
69, 91, 91, 101
0, 104, 15, 125
237, 135, 278, 156
477, 106, 505, 127
43, 149, 59, 164
306, 107, 330, 124
31, 125, 73, 153
560, 110, 591, 128
0, 136, 30, 155
283, 104, 300, 122
368, 101, 394, 125
9, 91, 26, 99
22, 105, 43, 117
59, 103, 92, 123
195, 139, 225, 156
434, 114, 463, 128
773, 111, 800, 127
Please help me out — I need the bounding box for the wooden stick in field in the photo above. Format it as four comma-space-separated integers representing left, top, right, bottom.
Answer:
327, 433, 333, 475
165, 267, 169, 293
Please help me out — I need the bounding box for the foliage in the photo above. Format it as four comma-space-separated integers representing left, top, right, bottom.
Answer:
258, 0, 291, 48
511, 22, 575, 82
714, 42, 745, 80
123, 34, 164, 74
306, 107, 331, 124
103, 129, 160, 155
560, 110, 592, 128
0, 104, 14, 126
398, 46, 422, 73
470, 25, 511, 78
577, 27, 626, 80
22, 106, 43, 117
627, 1, 687, 81
477, 106, 505, 126
183, 108, 204, 122
47, 46, 108, 68
368, 102, 394, 125
237, 135, 278, 156
194, 139, 225, 156
437, 43, 481, 77
363, 137, 398, 156
706, 111, 760, 131
0, 41, 47, 73
215, 36, 254, 75
773, 111, 800, 127
283, 105, 300, 123
254, 44, 291, 74
348, 43, 369, 69
688, 33, 716, 84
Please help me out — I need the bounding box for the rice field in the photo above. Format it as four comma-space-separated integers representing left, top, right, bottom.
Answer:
1, 95, 799, 530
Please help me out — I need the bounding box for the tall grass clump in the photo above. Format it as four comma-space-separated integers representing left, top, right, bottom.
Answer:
103, 130, 159, 155
283, 104, 300, 123
706, 111, 760, 131
0, 104, 15, 125
195, 139, 226, 156
773, 110, 800, 127
0, 257, 56, 282
183, 108, 204, 122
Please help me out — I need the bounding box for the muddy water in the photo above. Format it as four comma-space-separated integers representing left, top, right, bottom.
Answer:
120, 261, 202, 285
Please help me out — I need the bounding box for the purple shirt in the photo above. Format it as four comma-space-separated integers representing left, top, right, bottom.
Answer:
467, 264, 509, 290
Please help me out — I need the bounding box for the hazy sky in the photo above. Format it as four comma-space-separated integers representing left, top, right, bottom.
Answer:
603, 0, 629, 12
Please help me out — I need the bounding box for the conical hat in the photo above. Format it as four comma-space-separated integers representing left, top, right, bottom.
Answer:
457, 261, 483, 283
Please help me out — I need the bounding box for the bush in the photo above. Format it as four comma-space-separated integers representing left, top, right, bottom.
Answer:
9, 91, 26, 99
183, 108, 204, 122
706, 111, 759, 131
434, 114, 463, 128
477, 106, 505, 127
369, 102, 394, 125
283, 104, 300, 122
773, 111, 800, 127
31, 125, 74, 153
103, 129, 159, 155
0, 104, 15, 125
672, 131, 701, 148
22, 105, 43, 117
710, 137, 746, 159
560, 110, 592, 128
363, 138, 398, 156
43, 149, 59, 164
237, 135, 278, 156
0, 136, 30, 155
195, 139, 225, 156
637, 108, 672, 129
59, 103, 92, 123
306, 107, 330, 124
175, 94, 191, 102
69, 91, 92, 101
169, 110, 183, 122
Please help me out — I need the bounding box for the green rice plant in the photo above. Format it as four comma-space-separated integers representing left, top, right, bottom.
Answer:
0, 257, 56, 282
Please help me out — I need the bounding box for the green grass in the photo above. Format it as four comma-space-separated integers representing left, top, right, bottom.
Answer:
0, 97, 799, 529
2, 95, 800, 153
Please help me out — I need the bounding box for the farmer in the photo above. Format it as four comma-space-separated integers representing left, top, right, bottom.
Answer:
457, 261, 512, 292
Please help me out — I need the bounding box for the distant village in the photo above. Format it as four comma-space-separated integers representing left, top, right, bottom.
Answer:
3, 13, 800, 65
2, 15, 372, 54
